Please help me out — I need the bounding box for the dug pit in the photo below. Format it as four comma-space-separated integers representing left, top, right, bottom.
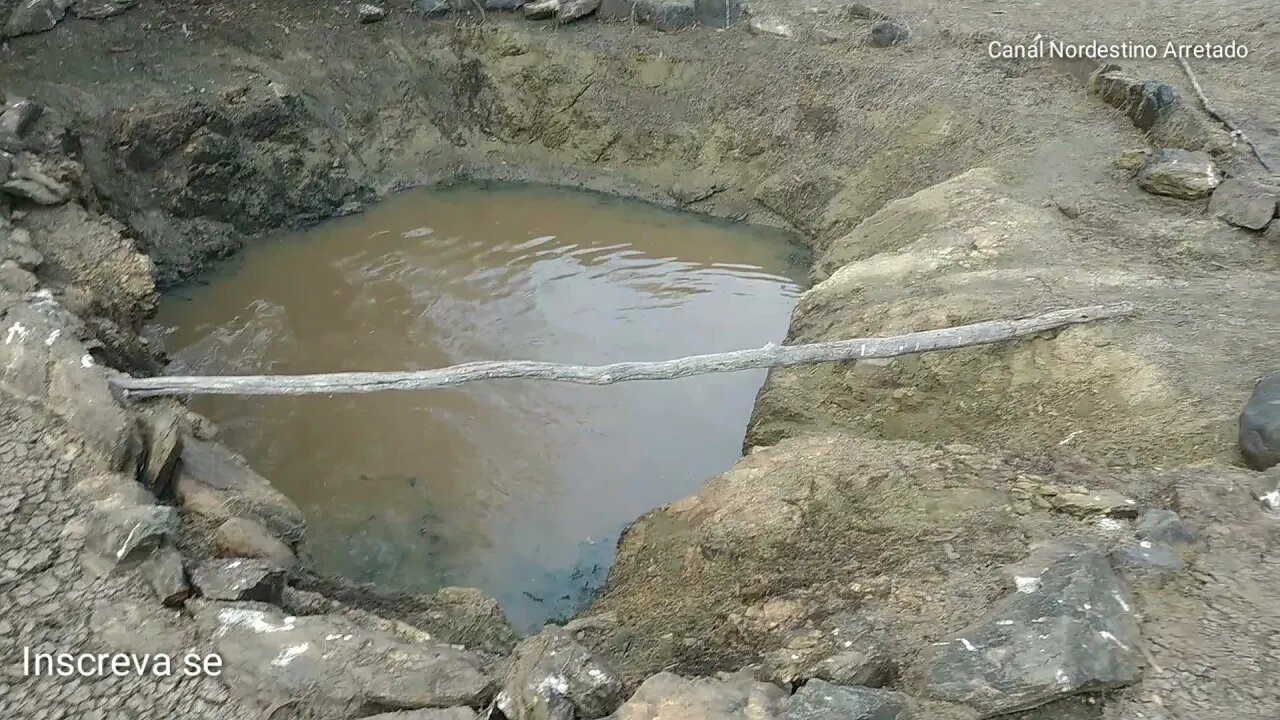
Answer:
150, 183, 808, 629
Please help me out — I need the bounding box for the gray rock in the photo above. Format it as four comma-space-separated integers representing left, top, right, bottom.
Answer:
1091, 74, 1178, 132
363, 709, 478, 720
748, 15, 793, 38
785, 680, 909, 720
1, 155, 72, 205
142, 544, 190, 606
523, 0, 559, 19
138, 404, 183, 497
0, 224, 44, 271
1240, 371, 1280, 470
1137, 149, 1221, 200
174, 436, 306, 543
1135, 509, 1199, 546
357, 3, 388, 22
0, 99, 42, 140
70, 0, 136, 19
497, 627, 626, 720
83, 500, 178, 576
195, 602, 494, 713
214, 516, 297, 572
417, 0, 453, 15
190, 558, 285, 602
1110, 541, 1184, 573
1209, 178, 1278, 230
612, 672, 787, 720
1049, 489, 1138, 518
598, 0, 738, 29
922, 541, 1143, 715
556, 0, 600, 22
867, 21, 908, 48
4, 0, 72, 37
760, 615, 892, 689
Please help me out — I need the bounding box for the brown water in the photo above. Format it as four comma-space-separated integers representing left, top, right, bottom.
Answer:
152, 184, 807, 629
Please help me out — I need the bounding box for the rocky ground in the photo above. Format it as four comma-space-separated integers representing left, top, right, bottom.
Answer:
1, 0, 1278, 719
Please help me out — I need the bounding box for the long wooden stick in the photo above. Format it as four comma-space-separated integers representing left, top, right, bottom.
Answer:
111, 304, 1132, 398
1175, 56, 1274, 173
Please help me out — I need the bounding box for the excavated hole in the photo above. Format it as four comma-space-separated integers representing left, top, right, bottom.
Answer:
148, 181, 810, 630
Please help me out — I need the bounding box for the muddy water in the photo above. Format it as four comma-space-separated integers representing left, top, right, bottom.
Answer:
152, 184, 807, 629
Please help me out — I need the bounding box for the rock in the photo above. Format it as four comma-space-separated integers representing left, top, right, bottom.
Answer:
922, 541, 1143, 715
556, 0, 600, 22
1110, 541, 1184, 573
1091, 74, 1178, 132
195, 602, 494, 713
70, 0, 137, 19
410, 586, 521, 655
137, 404, 184, 498
142, 544, 190, 606
1209, 178, 1278, 230
0, 99, 42, 143
867, 21, 908, 47
83, 500, 178, 577
748, 16, 793, 38
357, 3, 388, 22
190, 558, 286, 602
760, 615, 892, 689
1258, 467, 1280, 513
598, 0, 737, 29
214, 517, 298, 572
363, 709, 478, 720
418, 0, 453, 15
612, 672, 787, 720
1048, 489, 1138, 518
1240, 371, 1280, 470
785, 680, 909, 720
4, 0, 72, 37
523, 0, 559, 19
0, 226, 44, 271
497, 627, 627, 720
1, 155, 73, 205
175, 436, 306, 543
1136, 149, 1221, 200
1135, 509, 1199, 546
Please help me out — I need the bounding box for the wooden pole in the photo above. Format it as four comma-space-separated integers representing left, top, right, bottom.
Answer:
111, 304, 1132, 398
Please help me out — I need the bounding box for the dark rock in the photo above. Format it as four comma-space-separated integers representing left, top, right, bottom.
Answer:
195, 602, 494, 714
1135, 509, 1199, 546
784, 680, 909, 720
1110, 541, 1184, 573
418, 0, 454, 15
1240, 371, 1280, 470
867, 21, 908, 47
4, 0, 72, 37
497, 627, 627, 720
760, 615, 892, 689
610, 672, 787, 719
599, 0, 695, 30
357, 3, 388, 22
1209, 178, 1278, 230
111, 99, 213, 172
190, 558, 286, 602
175, 436, 306, 543
83, 500, 179, 576
138, 404, 184, 498
142, 544, 190, 606
922, 541, 1143, 715
1093, 74, 1179, 132
214, 516, 297, 572
70, 0, 137, 19
1137, 149, 1221, 200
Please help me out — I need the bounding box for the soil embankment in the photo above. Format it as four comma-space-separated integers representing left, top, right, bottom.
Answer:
1, 1, 1278, 719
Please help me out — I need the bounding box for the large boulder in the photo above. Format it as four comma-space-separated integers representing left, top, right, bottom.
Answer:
195, 602, 494, 713
785, 680, 909, 720
496, 627, 627, 720
1240, 371, 1280, 470
919, 542, 1143, 715
1137, 149, 1221, 199
746, 168, 1280, 467
1209, 178, 1278, 230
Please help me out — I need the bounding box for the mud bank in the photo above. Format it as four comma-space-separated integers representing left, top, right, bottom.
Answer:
2, 1, 1279, 719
